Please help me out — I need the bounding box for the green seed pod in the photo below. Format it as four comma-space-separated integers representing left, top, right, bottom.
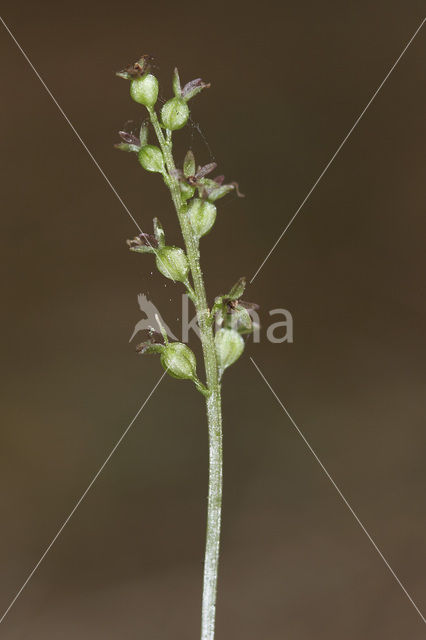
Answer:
130, 73, 159, 107
188, 198, 217, 239
215, 328, 244, 375
160, 342, 197, 380
161, 97, 190, 131
138, 145, 165, 173
156, 246, 189, 283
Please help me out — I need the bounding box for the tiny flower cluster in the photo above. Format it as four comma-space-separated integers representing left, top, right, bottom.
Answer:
209, 277, 258, 377
172, 150, 244, 203
117, 57, 255, 389
127, 218, 191, 286
136, 324, 208, 396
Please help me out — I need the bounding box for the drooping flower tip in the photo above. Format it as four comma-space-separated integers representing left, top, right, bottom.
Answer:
173, 69, 210, 102
181, 78, 211, 101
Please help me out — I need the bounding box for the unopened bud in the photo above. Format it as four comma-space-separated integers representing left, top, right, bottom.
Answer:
153, 217, 165, 248
156, 246, 189, 283
183, 150, 196, 178
161, 342, 197, 380
130, 73, 159, 107
161, 97, 190, 131
215, 328, 244, 375
188, 198, 217, 239
139, 121, 149, 146
138, 145, 165, 173
172, 67, 182, 98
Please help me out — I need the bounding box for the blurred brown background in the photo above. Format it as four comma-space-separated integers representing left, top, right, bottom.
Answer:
1, 1, 425, 638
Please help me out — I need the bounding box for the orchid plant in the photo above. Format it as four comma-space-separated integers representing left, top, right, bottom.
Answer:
116, 55, 254, 640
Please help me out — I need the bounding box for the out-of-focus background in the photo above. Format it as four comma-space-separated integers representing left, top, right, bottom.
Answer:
1, 1, 425, 638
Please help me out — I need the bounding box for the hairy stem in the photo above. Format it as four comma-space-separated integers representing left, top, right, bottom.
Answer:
148, 107, 223, 640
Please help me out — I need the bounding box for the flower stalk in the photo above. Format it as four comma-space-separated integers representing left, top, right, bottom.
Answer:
147, 105, 224, 638
116, 56, 253, 639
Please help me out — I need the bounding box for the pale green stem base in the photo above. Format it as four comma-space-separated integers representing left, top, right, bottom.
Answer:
148, 107, 223, 640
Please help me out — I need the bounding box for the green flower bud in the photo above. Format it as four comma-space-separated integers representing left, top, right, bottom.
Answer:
188, 198, 217, 239
139, 121, 149, 146
172, 67, 182, 98
183, 150, 196, 178
130, 73, 159, 107
138, 145, 165, 173
160, 342, 197, 380
161, 97, 190, 131
153, 217, 165, 248
215, 328, 244, 376
156, 246, 189, 283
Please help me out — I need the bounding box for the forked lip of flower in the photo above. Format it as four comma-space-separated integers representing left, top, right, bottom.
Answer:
135, 338, 154, 354
200, 180, 245, 200
126, 232, 158, 249
135, 327, 166, 353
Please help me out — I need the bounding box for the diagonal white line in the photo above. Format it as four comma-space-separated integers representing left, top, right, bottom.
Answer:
250, 357, 426, 625
0, 15, 143, 234
0, 369, 167, 626
250, 17, 426, 283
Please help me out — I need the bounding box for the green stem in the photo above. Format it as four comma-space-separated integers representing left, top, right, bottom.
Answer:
148, 108, 223, 640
